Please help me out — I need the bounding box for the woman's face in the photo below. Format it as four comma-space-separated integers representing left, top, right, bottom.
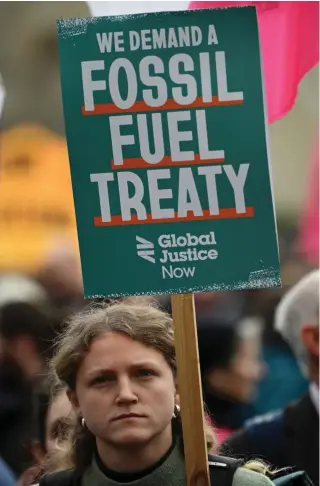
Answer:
71, 332, 176, 449
45, 390, 73, 454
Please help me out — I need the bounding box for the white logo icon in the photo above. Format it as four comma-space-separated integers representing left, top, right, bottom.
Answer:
136, 236, 155, 264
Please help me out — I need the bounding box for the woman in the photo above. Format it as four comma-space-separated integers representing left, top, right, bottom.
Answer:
38, 299, 274, 486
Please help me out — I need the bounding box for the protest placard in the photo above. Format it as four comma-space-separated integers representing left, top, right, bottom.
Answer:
57, 7, 280, 300
58, 8, 281, 485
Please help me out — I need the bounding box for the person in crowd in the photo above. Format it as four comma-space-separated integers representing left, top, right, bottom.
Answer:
39, 384, 74, 458
243, 258, 313, 418
0, 337, 17, 486
220, 270, 319, 486
18, 382, 74, 486
0, 274, 56, 477
36, 299, 276, 486
197, 316, 265, 445
0, 273, 53, 382
36, 239, 85, 315
0, 456, 15, 486
246, 292, 308, 417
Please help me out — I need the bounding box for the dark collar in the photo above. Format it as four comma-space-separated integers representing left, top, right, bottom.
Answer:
94, 441, 176, 483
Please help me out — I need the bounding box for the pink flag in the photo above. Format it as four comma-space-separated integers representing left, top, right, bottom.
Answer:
188, 1, 319, 123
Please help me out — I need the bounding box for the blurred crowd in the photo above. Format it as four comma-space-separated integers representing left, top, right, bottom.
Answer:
0, 239, 318, 486
0, 2, 318, 485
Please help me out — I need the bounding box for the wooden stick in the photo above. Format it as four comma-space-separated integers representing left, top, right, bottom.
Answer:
171, 293, 210, 486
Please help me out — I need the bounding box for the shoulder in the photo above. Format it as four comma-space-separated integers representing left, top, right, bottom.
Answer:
222, 410, 284, 449
233, 468, 274, 486
221, 411, 285, 457
228, 410, 284, 444
244, 410, 283, 430
36, 469, 78, 486
0, 458, 15, 486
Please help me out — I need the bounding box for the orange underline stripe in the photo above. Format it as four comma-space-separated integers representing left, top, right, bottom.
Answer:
82, 96, 243, 116
111, 154, 225, 170
94, 207, 254, 227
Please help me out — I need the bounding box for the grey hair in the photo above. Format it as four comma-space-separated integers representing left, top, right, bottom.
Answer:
274, 269, 319, 377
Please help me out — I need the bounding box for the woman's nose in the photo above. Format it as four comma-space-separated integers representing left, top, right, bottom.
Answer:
116, 377, 138, 404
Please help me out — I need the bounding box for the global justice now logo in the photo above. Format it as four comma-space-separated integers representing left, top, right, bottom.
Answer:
136, 231, 219, 279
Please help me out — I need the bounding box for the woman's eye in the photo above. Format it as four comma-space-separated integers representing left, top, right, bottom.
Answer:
136, 369, 155, 378
92, 374, 114, 385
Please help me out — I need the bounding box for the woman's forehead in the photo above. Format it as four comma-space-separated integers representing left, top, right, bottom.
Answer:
80, 332, 167, 371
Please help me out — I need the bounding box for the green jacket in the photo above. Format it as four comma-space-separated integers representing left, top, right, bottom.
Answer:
79, 444, 273, 486
37, 445, 312, 486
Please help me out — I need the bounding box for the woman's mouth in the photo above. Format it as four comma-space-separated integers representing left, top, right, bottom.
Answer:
113, 413, 145, 421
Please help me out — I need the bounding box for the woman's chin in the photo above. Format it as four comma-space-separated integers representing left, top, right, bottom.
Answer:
110, 429, 151, 446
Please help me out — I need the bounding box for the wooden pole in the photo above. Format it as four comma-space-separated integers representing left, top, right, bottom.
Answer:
171, 293, 210, 486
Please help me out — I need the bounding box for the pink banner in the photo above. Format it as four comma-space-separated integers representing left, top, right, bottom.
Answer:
188, 1, 319, 123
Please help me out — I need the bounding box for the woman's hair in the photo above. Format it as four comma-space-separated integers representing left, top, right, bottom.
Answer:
47, 298, 275, 476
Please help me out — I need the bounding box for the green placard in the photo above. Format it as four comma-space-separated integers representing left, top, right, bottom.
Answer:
57, 7, 281, 298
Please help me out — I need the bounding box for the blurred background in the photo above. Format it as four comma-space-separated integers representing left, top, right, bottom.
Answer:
0, 2, 318, 486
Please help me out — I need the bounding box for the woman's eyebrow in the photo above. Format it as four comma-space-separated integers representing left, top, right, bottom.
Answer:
129, 361, 160, 370
86, 367, 115, 378
86, 361, 159, 377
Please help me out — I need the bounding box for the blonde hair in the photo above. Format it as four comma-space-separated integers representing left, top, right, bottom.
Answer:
48, 298, 273, 476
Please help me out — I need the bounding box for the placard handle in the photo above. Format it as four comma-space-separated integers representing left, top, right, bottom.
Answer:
171, 293, 210, 486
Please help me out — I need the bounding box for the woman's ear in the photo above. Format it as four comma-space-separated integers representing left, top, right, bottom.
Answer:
175, 393, 180, 407
67, 389, 81, 414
